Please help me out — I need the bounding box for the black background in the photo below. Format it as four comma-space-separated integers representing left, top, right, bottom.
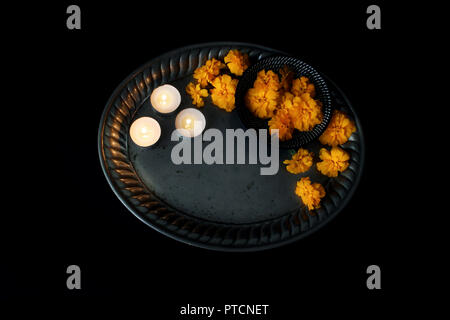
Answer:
2, 0, 426, 314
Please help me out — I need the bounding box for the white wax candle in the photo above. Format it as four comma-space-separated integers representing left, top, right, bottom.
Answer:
129, 117, 161, 147
175, 108, 206, 138
150, 84, 181, 114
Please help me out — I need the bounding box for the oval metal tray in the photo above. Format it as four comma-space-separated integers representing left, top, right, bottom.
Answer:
98, 42, 365, 251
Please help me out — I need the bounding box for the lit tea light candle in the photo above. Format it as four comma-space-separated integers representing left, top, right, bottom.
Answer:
129, 117, 161, 147
175, 108, 206, 138
150, 84, 181, 114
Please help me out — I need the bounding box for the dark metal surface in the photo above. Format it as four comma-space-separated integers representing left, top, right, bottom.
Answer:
98, 42, 365, 251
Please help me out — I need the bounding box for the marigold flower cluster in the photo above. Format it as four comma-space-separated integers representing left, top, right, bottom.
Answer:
245, 66, 323, 141
279, 72, 357, 209
284, 144, 352, 210
186, 50, 249, 111
315, 109, 355, 177
284, 128, 354, 210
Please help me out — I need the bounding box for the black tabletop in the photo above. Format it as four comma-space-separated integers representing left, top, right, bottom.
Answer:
2, 0, 427, 313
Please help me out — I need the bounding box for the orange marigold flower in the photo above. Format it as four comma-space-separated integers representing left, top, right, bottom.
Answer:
316, 147, 350, 177
210, 74, 238, 112
245, 70, 281, 119
283, 148, 314, 174
245, 86, 279, 119
268, 107, 294, 141
295, 177, 326, 211
253, 70, 281, 91
193, 58, 225, 88
224, 50, 250, 76
291, 76, 316, 97
288, 93, 323, 131
319, 110, 356, 147
279, 66, 294, 92
186, 82, 208, 107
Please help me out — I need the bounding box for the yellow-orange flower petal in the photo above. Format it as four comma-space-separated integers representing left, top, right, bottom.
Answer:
224, 50, 250, 76
193, 58, 225, 88
186, 82, 208, 107
316, 146, 350, 177
283, 148, 314, 174
210, 74, 238, 112
319, 110, 356, 147
295, 177, 326, 210
279, 91, 295, 108
268, 107, 294, 141
291, 76, 316, 97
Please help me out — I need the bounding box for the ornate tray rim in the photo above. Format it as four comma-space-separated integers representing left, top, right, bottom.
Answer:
97, 42, 365, 252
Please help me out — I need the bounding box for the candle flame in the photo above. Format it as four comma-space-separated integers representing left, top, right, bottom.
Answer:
159, 93, 169, 106
183, 117, 194, 129
140, 126, 151, 139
